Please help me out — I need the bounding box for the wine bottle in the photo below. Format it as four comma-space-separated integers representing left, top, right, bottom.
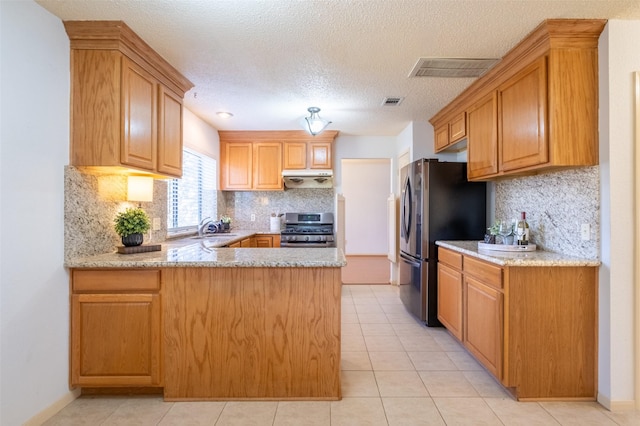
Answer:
516, 212, 530, 245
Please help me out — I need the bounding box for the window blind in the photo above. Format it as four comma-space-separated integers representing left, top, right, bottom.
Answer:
167, 148, 216, 230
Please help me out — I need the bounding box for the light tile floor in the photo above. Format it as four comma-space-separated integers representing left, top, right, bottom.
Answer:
44, 284, 640, 425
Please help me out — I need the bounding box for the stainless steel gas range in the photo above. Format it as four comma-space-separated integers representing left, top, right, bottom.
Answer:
280, 212, 336, 248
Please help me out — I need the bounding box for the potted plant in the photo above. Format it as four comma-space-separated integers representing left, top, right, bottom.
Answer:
484, 220, 500, 244
220, 215, 232, 231
114, 207, 151, 246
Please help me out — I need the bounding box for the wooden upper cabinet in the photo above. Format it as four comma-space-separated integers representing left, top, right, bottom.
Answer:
219, 131, 338, 190
429, 19, 604, 180
219, 140, 282, 190
434, 125, 450, 151
253, 142, 283, 190
467, 92, 498, 180
221, 142, 253, 190
309, 141, 332, 169
433, 113, 467, 153
64, 21, 193, 178
157, 86, 184, 177
499, 57, 548, 172
283, 142, 307, 169
121, 58, 157, 171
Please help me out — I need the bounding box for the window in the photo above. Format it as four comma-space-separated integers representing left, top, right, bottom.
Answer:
167, 148, 216, 231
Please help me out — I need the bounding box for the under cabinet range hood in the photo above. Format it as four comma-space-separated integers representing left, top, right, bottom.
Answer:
282, 169, 333, 189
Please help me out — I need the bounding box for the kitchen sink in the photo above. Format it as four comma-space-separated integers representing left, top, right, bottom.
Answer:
191, 234, 238, 239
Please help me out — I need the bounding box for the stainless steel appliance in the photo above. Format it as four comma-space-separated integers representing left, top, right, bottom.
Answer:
399, 159, 486, 325
280, 212, 336, 247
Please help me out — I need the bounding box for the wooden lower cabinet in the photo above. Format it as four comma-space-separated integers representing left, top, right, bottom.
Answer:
70, 269, 162, 387
437, 263, 463, 340
436, 247, 596, 400
464, 276, 503, 380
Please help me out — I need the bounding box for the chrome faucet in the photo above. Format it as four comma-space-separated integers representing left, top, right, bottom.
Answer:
197, 217, 216, 237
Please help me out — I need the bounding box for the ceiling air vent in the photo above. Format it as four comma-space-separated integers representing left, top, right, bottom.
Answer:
409, 58, 500, 78
382, 97, 404, 106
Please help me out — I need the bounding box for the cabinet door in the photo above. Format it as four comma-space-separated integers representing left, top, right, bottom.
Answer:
121, 57, 157, 171
499, 57, 548, 172
449, 112, 467, 143
309, 142, 332, 169
157, 85, 183, 177
464, 276, 503, 380
467, 92, 498, 179
283, 142, 307, 169
434, 125, 449, 151
253, 142, 283, 190
71, 293, 161, 386
254, 235, 273, 248
437, 263, 463, 341
240, 237, 253, 247
222, 142, 253, 190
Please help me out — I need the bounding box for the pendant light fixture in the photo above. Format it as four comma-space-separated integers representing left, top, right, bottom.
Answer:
304, 107, 332, 136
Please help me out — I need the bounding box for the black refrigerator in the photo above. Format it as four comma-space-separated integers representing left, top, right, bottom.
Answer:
399, 159, 486, 325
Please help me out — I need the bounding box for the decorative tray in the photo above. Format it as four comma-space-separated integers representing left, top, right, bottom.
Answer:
478, 242, 537, 252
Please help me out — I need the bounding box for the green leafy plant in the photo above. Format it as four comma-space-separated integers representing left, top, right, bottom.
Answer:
220, 215, 232, 224
114, 207, 151, 237
487, 220, 500, 236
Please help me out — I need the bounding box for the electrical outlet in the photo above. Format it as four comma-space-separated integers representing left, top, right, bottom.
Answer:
153, 217, 161, 231
251, 214, 256, 222
580, 223, 590, 241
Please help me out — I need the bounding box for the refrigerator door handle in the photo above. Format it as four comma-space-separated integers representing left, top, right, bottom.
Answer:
401, 175, 412, 242
399, 252, 420, 267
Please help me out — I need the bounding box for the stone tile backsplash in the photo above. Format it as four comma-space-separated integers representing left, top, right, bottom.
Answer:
495, 166, 599, 259
222, 189, 335, 231
64, 166, 167, 261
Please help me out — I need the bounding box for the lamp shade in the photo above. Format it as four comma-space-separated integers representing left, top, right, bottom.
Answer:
305, 107, 331, 136
127, 176, 154, 202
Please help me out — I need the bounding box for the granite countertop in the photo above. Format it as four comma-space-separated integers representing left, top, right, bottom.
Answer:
65, 230, 347, 268
436, 240, 600, 267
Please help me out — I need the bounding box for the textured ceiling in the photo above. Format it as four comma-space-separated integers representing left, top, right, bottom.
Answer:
36, 0, 640, 136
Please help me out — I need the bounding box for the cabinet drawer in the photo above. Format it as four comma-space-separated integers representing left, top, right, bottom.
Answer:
463, 257, 502, 289
73, 269, 160, 292
438, 248, 462, 270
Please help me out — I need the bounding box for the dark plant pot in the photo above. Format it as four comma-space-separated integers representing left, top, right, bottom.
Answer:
122, 233, 144, 247
483, 234, 496, 244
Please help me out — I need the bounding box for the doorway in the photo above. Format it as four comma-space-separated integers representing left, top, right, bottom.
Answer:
341, 158, 392, 284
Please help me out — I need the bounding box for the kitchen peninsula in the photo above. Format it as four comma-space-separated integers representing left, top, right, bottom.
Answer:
66, 237, 346, 401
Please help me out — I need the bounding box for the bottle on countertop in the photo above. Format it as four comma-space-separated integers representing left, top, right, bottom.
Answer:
515, 212, 530, 245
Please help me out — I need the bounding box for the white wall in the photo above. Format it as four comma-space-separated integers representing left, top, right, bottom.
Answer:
0, 2, 75, 425
184, 107, 220, 159
333, 134, 397, 194
598, 19, 640, 409
341, 159, 391, 255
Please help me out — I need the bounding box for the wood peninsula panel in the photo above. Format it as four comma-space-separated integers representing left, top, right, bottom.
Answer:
162, 267, 342, 400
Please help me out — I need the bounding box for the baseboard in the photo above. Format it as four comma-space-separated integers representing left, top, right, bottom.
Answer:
342, 255, 390, 284
597, 392, 637, 411
23, 388, 80, 426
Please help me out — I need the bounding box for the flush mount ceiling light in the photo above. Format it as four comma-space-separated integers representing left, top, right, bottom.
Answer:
216, 111, 234, 119
304, 107, 332, 136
